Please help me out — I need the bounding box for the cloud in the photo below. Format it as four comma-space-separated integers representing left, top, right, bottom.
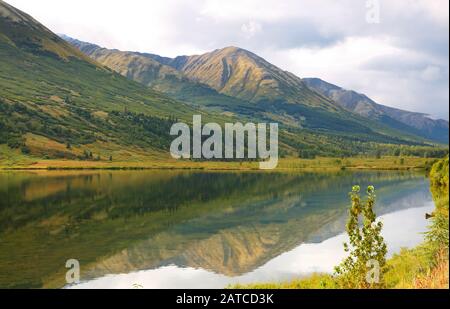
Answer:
241, 21, 262, 39
420, 65, 443, 82
5, 0, 449, 119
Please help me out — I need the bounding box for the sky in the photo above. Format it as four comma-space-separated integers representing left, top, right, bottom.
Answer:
5, 0, 449, 120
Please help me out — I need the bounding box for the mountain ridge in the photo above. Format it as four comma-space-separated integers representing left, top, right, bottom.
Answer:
155, 45, 339, 110
303, 78, 449, 144
63, 35, 448, 145
1, 1, 447, 165
62, 35, 254, 112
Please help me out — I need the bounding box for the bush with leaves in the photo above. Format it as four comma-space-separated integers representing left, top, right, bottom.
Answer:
334, 185, 388, 288
425, 156, 449, 265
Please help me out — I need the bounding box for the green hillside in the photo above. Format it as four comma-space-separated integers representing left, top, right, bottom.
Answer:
61, 36, 249, 111
0, 1, 213, 162
63, 36, 447, 150
0, 1, 447, 166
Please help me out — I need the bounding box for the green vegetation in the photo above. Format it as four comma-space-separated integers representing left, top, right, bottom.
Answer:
382, 156, 448, 289
1, 8, 448, 165
1, 2, 448, 163
1, 2, 448, 290
232, 157, 449, 289
429, 156, 449, 215
232, 274, 339, 289
65, 36, 449, 150
1, 3, 239, 163
0, 155, 437, 171
0, 32, 197, 159
334, 186, 387, 288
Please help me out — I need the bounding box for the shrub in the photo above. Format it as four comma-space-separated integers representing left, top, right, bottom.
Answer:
334, 185, 387, 288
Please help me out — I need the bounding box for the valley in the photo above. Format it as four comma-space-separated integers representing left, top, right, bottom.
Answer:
0, 0, 448, 171
0, 0, 448, 291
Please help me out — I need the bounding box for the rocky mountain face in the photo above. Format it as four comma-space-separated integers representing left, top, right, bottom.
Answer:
61, 36, 184, 86
303, 78, 449, 144
64, 37, 341, 112
63, 35, 448, 144
62, 36, 251, 109
156, 46, 336, 109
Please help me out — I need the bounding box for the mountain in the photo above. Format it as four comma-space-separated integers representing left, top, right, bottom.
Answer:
0, 1, 446, 164
64, 36, 384, 134
61, 36, 251, 110
156, 46, 337, 110
303, 78, 449, 144
63, 37, 445, 148
0, 0, 206, 162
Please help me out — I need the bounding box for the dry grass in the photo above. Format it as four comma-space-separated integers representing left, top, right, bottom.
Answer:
0, 154, 432, 171
414, 250, 449, 289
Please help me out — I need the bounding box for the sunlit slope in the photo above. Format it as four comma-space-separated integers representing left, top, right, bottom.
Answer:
62, 36, 251, 110
0, 1, 204, 160
64, 36, 441, 150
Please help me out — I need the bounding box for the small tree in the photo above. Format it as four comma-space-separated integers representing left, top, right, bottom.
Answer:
334, 185, 387, 288
375, 150, 381, 159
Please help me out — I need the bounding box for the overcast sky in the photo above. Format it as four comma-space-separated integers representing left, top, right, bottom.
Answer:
6, 0, 449, 120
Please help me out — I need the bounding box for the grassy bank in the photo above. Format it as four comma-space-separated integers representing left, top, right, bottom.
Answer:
0, 153, 437, 171
231, 156, 449, 289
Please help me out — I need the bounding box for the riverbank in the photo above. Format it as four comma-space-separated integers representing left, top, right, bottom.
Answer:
0, 156, 437, 171
231, 156, 449, 289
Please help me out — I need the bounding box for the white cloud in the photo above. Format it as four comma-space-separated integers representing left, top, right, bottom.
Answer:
420, 65, 442, 82
4, 0, 449, 119
241, 21, 262, 39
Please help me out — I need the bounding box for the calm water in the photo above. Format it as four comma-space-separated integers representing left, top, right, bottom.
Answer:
0, 170, 433, 288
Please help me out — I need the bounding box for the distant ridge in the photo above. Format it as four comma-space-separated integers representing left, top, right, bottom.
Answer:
64, 35, 448, 145
303, 78, 449, 144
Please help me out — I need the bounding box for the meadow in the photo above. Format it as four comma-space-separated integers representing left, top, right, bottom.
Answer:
0, 146, 437, 172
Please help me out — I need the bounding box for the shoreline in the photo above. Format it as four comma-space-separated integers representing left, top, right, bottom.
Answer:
231, 156, 449, 289
0, 165, 428, 172
0, 156, 435, 172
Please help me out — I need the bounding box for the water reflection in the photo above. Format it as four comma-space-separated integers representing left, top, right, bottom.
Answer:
71, 204, 434, 289
0, 170, 432, 288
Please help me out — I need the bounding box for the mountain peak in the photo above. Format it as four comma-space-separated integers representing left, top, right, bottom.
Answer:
217, 46, 245, 53
164, 44, 331, 105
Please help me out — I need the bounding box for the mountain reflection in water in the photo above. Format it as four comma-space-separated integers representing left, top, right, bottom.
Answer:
0, 170, 432, 288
